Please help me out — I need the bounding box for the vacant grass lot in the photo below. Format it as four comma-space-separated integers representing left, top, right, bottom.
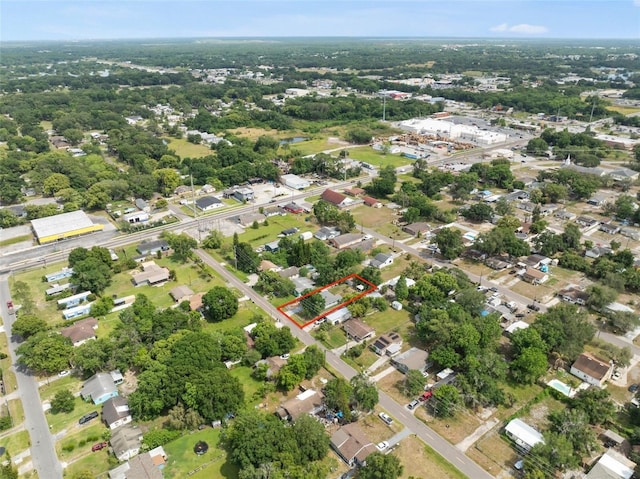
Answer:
347, 147, 412, 168
166, 137, 215, 158
398, 436, 468, 479
2, 430, 30, 458
57, 421, 109, 463
350, 205, 397, 230
163, 428, 238, 479
63, 448, 111, 478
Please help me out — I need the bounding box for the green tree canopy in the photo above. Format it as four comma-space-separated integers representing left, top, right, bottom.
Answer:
202, 286, 239, 322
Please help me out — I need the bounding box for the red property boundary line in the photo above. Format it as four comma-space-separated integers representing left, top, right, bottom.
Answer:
277, 273, 377, 329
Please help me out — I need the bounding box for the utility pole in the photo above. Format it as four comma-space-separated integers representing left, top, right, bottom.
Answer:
382, 92, 386, 122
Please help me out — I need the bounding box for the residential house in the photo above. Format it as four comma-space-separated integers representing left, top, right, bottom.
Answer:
586, 449, 636, 479
237, 213, 265, 226
588, 192, 611, 207
102, 396, 132, 430
45, 267, 74, 283
325, 307, 352, 325
558, 286, 589, 306
189, 292, 205, 312
554, 209, 576, 221
60, 317, 98, 347
275, 389, 324, 421
371, 332, 403, 356
464, 249, 487, 262
254, 356, 288, 379
174, 185, 191, 196
524, 254, 550, 269
585, 246, 613, 259
521, 267, 549, 285
402, 222, 431, 237
46, 283, 72, 296
504, 419, 544, 452
283, 203, 304, 214
132, 262, 170, 286
610, 168, 640, 183
605, 302, 635, 314
330, 233, 364, 250
576, 216, 598, 228
108, 447, 167, 479
363, 196, 381, 208
293, 277, 315, 296
134, 198, 149, 212
81, 373, 119, 405
136, 240, 170, 256
570, 352, 613, 388
370, 253, 393, 269
486, 257, 512, 270
321, 290, 342, 309
391, 347, 429, 374
344, 187, 365, 196
278, 266, 300, 280
62, 303, 93, 320
281, 228, 298, 236
110, 370, 124, 386
110, 424, 143, 461
169, 285, 194, 303
600, 223, 621, 235
264, 240, 280, 253
195, 196, 223, 211
259, 260, 279, 272
504, 190, 529, 202
350, 238, 376, 253
264, 206, 285, 217
57, 291, 91, 308
330, 423, 377, 467
565, 163, 608, 177
314, 227, 340, 240
343, 319, 375, 342
321, 189, 351, 208
516, 201, 537, 213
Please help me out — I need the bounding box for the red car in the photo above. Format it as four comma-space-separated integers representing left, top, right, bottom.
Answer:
91, 442, 107, 452
419, 391, 433, 402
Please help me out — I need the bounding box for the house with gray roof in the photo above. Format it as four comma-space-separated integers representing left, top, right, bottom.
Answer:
102, 396, 132, 430
110, 424, 143, 461
81, 372, 119, 405
370, 253, 393, 269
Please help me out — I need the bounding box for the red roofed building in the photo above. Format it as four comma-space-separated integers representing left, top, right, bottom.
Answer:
363, 196, 381, 208
321, 189, 351, 208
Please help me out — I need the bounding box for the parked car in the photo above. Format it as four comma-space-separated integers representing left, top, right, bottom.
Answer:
629, 384, 639, 393
79, 411, 99, 425
527, 304, 540, 311
91, 442, 107, 452
58, 370, 70, 377
612, 370, 622, 380
378, 412, 393, 425
407, 399, 420, 410
279, 354, 290, 360
489, 287, 498, 293
376, 441, 389, 451
419, 391, 433, 402
515, 313, 526, 318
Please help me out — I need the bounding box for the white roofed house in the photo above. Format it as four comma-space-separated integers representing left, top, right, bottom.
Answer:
505, 418, 544, 452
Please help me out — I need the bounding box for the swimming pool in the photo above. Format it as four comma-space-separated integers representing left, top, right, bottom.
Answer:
548, 379, 574, 397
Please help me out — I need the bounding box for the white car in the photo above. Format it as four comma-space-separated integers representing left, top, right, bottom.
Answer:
279, 354, 290, 360
376, 441, 389, 451
378, 412, 393, 425
58, 370, 71, 377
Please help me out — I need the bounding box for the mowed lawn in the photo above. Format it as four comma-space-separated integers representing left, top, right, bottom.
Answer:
166, 137, 215, 158
347, 146, 412, 168
163, 428, 239, 479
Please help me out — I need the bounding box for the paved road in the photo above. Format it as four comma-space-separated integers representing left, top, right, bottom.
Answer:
195, 250, 491, 479
0, 278, 63, 479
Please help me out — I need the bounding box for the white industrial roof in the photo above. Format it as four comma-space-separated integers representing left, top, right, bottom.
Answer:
31, 210, 96, 239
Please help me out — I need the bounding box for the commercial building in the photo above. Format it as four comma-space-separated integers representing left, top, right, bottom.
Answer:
31, 210, 104, 244
281, 174, 311, 190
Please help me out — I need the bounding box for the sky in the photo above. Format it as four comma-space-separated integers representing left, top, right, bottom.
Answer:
1, 0, 639, 42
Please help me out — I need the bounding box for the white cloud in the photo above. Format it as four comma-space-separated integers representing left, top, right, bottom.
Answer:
490, 23, 548, 35
490, 23, 508, 32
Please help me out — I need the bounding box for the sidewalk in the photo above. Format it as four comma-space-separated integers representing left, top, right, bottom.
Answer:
455, 418, 499, 452
370, 366, 396, 383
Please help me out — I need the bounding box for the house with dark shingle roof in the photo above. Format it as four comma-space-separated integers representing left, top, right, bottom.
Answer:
60, 317, 98, 347
102, 396, 132, 430
330, 423, 377, 467
570, 352, 613, 388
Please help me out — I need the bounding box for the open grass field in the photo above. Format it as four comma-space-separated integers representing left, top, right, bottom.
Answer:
163, 428, 239, 479
398, 436, 468, 479
1, 430, 30, 459
346, 147, 412, 168
166, 137, 215, 158
607, 105, 640, 115
284, 138, 337, 155
63, 448, 111, 478
45, 395, 104, 435
0, 333, 18, 394
234, 214, 317, 247
57, 421, 109, 463
467, 429, 519, 478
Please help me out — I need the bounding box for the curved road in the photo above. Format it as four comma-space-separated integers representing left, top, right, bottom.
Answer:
0, 278, 63, 479
194, 250, 492, 479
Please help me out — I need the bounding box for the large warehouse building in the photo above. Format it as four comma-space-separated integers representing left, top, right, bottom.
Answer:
399, 118, 508, 145
31, 210, 104, 244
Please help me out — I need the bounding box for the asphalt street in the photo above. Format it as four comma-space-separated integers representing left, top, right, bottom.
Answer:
0, 278, 63, 479
195, 250, 493, 479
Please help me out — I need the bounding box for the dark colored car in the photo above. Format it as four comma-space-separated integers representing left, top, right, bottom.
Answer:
629, 384, 639, 393
91, 442, 107, 452
489, 287, 498, 292
527, 304, 540, 311
79, 411, 99, 425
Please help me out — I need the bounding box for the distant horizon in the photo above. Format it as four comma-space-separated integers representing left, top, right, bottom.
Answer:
2, 1, 639, 42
